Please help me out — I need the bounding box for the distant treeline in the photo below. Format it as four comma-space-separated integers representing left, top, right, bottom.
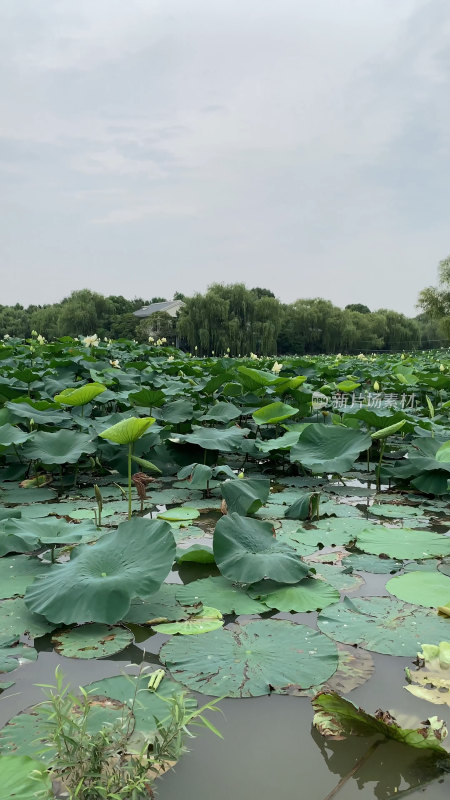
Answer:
0, 284, 446, 355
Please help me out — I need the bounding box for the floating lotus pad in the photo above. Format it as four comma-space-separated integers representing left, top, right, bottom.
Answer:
52, 623, 134, 659
309, 563, 364, 593
0, 639, 37, 673
356, 528, 450, 560
160, 618, 339, 697
256, 578, 340, 612
0, 598, 55, 643
369, 504, 425, 518
342, 553, 404, 574
125, 584, 200, 624
386, 571, 450, 608
318, 596, 450, 656
280, 644, 374, 696
157, 507, 200, 522
152, 607, 223, 635
175, 545, 215, 564
175, 576, 268, 615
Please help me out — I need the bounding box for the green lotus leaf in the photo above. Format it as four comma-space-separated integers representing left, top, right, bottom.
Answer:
308, 563, 364, 593
159, 400, 194, 424
129, 387, 166, 408
23, 429, 96, 464
0, 639, 37, 673
404, 642, 450, 706
52, 623, 134, 658
5, 399, 70, 426
256, 577, 339, 612
284, 492, 320, 521
220, 478, 270, 516
152, 607, 223, 635
317, 596, 450, 656
125, 583, 200, 624
54, 382, 106, 406
173, 425, 250, 452
290, 425, 371, 474
85, 673, 196, 747
386, 571, 450, 608
371, 420, 406, 439
198, 402, 241, 423
0, 555, 49, 597
336, 380, 360, 392
213, 513, 309, 585
296, 517, 370, 548
252, 402, 298, 425
436, 441, 450, 462
0, 487, 57, 504
0, 425, 32, 447
0, 755, 52, 799
24, 517, 176, 624
160, 618, 339, 697
342, 553, 404, 574
175, 576, 268, 615
369, 504, 424, 518
312, 692, 448, 755
237, 366, 280, 388
0, 597, 55, 643
99, 416, 156, 444
157, 506, 200, 522
283, 644, 374, 697
255, 431, 300, 452
176, 545, 215, 564
356, 527, 450, 560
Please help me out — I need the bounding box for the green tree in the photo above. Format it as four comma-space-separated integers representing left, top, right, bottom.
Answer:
418, 256, 450, 338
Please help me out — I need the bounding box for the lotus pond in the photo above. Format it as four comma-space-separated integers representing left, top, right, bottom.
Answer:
0, 336, 449, 798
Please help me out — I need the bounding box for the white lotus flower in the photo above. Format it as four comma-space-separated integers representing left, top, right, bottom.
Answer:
148, 336, 155, 343
167, 355, 175, 362
3, 334, 10, 340
271, 361, 282, 374
357, 353, 367, 360
83, 334, 99, 347
250, 352, 258, 360
31, 330, 38, 337
109, 359, 120, 368
160, 337, 167, 343
37, 334, 46, 345
440, 364, 445, 372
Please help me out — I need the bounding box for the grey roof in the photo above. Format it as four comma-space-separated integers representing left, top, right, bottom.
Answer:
133, 300, 185, 318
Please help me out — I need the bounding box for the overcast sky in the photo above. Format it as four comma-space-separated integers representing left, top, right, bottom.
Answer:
1, 0, 449, 315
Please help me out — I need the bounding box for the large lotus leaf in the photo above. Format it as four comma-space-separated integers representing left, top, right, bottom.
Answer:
0, 701, 126, 762
129, 387, 165, 408
0, 425, 32, 447
369, 504, 424, 518
175, 576, 268, 615
0, 755, 52, 799
24, 517, 176, 625
23, 429, 96, 464
0, 639, 37, 673
198, 402, 241, 423
177, 463, 213, 488
52, 623, 134, 658
159, 400, 194, 424
255, 431, 300, 452
220, 478, 270, 515
173, 425, 250, 452
5, 399, 71, 426
152, 607, 223, 635
296, 518, 370, 548
284, 492, 320, 521
436, 441, 450, 462
125, 583, 200, 624
176, 545, 215, 564
1, 517, 89, 554
257, 578, 339, 612
290, 425, 371, 474
356, 527, 450, 559
54, 382, 106, 406
342, 553, 404, 574
0, 555, 49, 597
312, 692, 448, 755
99, 416, 156, 444
309, 563, 364, 593
160, 618, 339, 697
85, 673, 196, 746
0, 597, 55, 643
386, 571, 450, 608
213, 513, 309, 585
405, 642, 450, 706
281, 644, 374, 697
0, 521, 40, 557
317, 596, 450, 656
0, 486, 57, 504
157, 506, 200, 522
252, 402, 298, 425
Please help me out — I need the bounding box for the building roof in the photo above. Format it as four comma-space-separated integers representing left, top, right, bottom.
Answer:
133, 300, 185, 318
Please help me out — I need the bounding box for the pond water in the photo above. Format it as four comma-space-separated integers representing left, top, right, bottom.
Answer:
1, 558, 449, 800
